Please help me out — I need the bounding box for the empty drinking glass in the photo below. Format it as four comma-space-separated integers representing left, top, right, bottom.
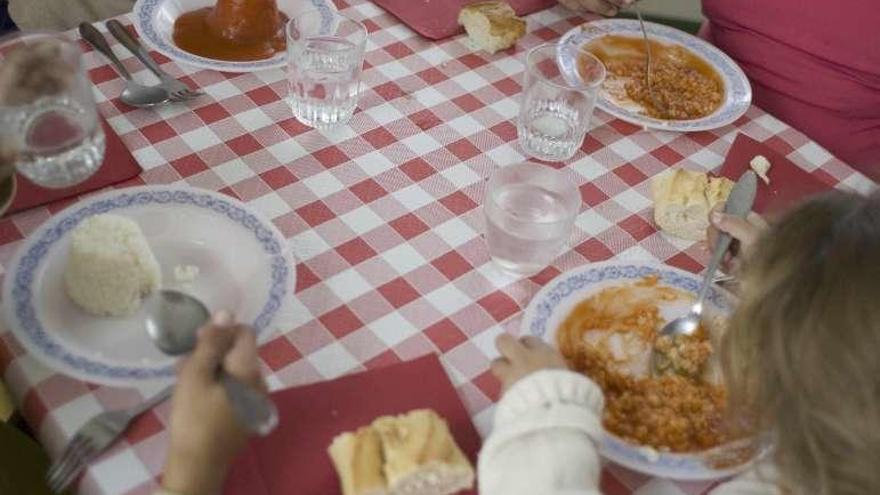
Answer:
517, 43, 605, 161
0, 33, 105, 188
286, 10, 367, 129
484, 163, 581, 276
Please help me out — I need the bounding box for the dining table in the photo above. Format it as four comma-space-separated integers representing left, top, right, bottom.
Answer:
0, 1, 874, 494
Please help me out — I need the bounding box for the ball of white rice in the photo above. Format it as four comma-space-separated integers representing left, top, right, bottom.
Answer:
64, 214, 161, 316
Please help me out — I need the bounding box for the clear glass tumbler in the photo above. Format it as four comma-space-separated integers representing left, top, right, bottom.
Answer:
0, 33, 105, 189
517, 43, 605, 161
484, 163, 581, 276
286, 10, 367, 129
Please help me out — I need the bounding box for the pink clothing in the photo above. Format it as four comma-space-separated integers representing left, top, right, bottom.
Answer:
702, 0, 880, 182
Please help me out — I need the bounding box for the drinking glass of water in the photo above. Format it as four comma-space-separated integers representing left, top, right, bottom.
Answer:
484, 163, 581, 276
517, 43, 605, 161
286, 10, 367, 129
0, 33, 105, 188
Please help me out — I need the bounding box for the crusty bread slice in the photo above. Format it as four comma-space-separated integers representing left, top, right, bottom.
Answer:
328, 410, 474, 495
652, 169, 734, 241
374, 410, 475, 495
328, 426, 388, 495
458, 1, 526, 54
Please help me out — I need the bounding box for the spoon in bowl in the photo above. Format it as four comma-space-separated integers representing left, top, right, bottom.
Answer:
145, 290, 279, 435
78, 23, 170, 108
651, 171, 758, 374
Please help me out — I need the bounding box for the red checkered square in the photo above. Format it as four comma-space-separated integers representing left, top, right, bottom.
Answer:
472, 370, 502, 402
363, 127, 396, 149
227, 134, 261, 156
125, 411, 164, 444
489, 121, 517, 141
390, 213, 429, 239
313, 146, 349, 168
246, 86, 280, 106
459, 53, 489, 69
0, 220, 24, 244
651, 145, 685, 166
477, 291, 520, 322
350, 178, 388, 203
373, 81, 405, 101
439, 191, 479, 216
619, 214, 654, 241
666, 252, 703, 273
581, 135, 604, 154
194, 102, 231, 125
452, 94, 482, 113
319, 306, 364, 338
614, 163, 649, 187
400, 158, 435, 182
431, 251, 472, 280
493, 77, 520, 96
141, 121, 176, 144
447, 139, 481, 161
384, 41, 414, 58
533, 26, 559, 41
295, 263, 321, 292
296, 201, 335, 227
336, 238, 377, 265
575, 238, 615, 261
378, 277, 420, 308
424, 318, 468, 352
259, 336, 302, 371
278, 117, 311, 138
410, 109, 442, 131
89, 66, 117, 84
260, 166, 298, 189
364, 349, 402, 370
580, 182, 609, 207
609, 119, 641, 136
529, 266, 562, 286
169, 154, 208, 178
416, 68, 445, 85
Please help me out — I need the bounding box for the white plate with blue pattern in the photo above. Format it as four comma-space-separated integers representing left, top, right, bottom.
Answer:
2, 186, 296, 386
557, 19, 752, 132
522, 261, 768, 480
132, 0, 337, 73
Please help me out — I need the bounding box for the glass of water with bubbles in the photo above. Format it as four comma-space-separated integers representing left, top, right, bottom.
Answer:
517, 43, 605, 161
0, 33, 105, 188
286, 10, 367, 129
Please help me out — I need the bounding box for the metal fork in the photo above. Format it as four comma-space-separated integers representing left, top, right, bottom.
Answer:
105, 20, 204, 103
633, 6, 663, 112
46, 386, 173, 494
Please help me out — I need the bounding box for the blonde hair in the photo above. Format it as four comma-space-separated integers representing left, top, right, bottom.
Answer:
723, 191, 880, 495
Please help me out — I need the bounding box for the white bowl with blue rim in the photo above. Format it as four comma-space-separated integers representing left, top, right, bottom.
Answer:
132, 0, 337, 73
2, 186, 296, 386
521, 261, 769, 480
557, 19, 752, 133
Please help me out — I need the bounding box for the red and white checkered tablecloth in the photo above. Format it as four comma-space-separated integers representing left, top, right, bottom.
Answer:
0, 1, 874, 494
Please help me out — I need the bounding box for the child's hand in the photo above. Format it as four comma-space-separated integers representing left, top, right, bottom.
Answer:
558, 0, 634, 17
163, 312, 265, 495
491, 334, 569, 392
708, 206, 768, 274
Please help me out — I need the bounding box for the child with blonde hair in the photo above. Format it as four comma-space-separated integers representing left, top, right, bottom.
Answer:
480, 191, 880, 495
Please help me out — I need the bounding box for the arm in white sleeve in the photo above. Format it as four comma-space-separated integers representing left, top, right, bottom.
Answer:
478, 369, 606, 495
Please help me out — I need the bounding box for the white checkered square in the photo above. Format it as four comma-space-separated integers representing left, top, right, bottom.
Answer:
339, 206, 386, 235
325, 269, 373, 300
372, 311, 419, 347
303, 171, 346, 198
379, 243, 427, 275
307, 342, 359, 379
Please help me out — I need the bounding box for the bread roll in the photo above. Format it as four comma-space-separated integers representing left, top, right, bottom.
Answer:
458, 1, 526, 54
652, 169, 734, 241
328, 410, 474, 495
374, 410, 474, 495
328, 427, 388, 495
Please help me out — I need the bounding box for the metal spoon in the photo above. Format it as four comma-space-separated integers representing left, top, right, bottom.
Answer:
145, 290, 279, 435
657, 171, 758, 339
78, 23, 170, 108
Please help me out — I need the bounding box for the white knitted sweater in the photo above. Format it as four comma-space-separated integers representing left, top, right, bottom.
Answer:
478, 369, 781, 495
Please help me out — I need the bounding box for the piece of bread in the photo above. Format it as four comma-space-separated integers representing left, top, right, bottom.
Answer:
374, 410, 475, 495
328, 410, 475, 495
652, 169, 734, 241
458, 1, 526, 54
328, 426, 388, 495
